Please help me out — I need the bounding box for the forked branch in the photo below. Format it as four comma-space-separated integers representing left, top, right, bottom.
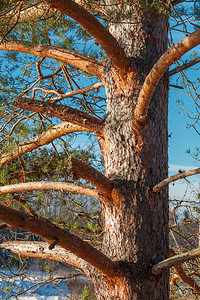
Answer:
0, 121, 87, 167
0, 181, 99, 199
0, 204, 120, 279
135, 29, 200, 123
152, 247, 200, 276
152, 168, 200, 193
0, 40, 104, 79
13, 97, 104, 136
42, 0, 130, 72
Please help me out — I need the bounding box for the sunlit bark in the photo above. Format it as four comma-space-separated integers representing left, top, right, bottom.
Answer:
0, 203, 120, 279
42, 0, 131, 73
135, 28, 200, 123
0, 121, 87, 167
14, 97, 104, 136
0, 181, 98, 199
0, 40, 104, 78
0, 241, 83, 269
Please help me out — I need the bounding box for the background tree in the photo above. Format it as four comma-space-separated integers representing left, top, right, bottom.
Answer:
0, 0, 200, 299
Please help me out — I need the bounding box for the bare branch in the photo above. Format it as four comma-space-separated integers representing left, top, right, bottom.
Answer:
152, 168, 200, 193
0, 204, 120, 279
0, 121, 87, 167
0, 181, 99, 199
152, 247, 200, 276
69, 157, 114, 200
0, 40, 104, 79
14, 97, 104, 136
169, 249, 200, 295
42, 0, 131, 73
52, 81, 104, 102
0, 241, 83, 269
32, 81, 104, 101
135, 29, 200, 123
166, 57, 200, 77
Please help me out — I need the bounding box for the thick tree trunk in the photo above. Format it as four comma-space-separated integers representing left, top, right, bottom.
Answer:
90, 4, 169, 299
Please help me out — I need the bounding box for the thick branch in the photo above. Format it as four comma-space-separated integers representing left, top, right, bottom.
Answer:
13, 97, 104, 136
166, 57, 200, 77
0, 204, 120, 279
0, 181, 99, 199
69, 157, 114, 198
42, 0, 130, 72
169, 249, 200, 295
135, 29, 200, 123
0, 241, 82, 269
152, 247, 200, 276
0, 40, 103, 79
152, 168, 200, 193
0, 121, 86, 167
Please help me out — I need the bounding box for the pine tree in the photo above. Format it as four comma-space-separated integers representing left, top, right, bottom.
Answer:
0, 1, 200, 299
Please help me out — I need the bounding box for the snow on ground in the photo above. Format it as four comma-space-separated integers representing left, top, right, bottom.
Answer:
0, 266, 87, 299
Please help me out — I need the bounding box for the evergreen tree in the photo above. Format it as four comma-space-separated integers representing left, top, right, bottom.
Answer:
0, 0, 200, 299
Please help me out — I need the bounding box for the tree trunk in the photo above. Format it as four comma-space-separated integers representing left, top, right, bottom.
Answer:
89, 4, 169, 299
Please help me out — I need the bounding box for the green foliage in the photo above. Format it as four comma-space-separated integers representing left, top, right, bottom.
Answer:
81, 285, 92, 300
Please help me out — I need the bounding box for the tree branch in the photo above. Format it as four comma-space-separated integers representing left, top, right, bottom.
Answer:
51, 81, 104, 102
0, 121, 87, 167
13, 97, 104, 136
4, 1, 106, 23
0, 241, 83, 269
69, 157, 115, 201
169, 249, 200, 295
42, 0, 131, 73
0, 204, 120, 279
0, 181, 99, 199
152, 168, 200, 193
4, 3, 57, 23
0, 40, 104, 79
166, 57, 200, 77
135, 28, 200, 123
152, 247, 200, 276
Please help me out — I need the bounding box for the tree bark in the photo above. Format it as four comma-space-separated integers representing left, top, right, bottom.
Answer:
89, 3, 169, 299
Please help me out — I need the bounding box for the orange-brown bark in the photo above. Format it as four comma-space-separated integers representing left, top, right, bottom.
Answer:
51, 81, 104, 102
0, 121, 86, 167
0, 203, 120, 279
69, 157, 114, 201
0, 40, 104, 78
14, 97, 104, 136
135, 28, 200, 123
42, 0, 130, 73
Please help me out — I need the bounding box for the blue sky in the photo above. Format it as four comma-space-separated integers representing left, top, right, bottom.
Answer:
168, 55, 200, 199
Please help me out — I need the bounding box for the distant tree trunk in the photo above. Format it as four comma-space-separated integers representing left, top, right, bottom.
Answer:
89, 4, 169, 299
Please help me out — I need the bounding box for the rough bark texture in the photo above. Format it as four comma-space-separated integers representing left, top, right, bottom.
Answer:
89, 3, 169, 299
0, 2, 171, 300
